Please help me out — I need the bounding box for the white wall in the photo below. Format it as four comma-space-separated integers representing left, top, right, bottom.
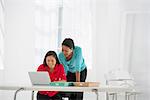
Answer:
93, 0, 122, 83
0, 0, 150, 100
0, 71, 3, 83
93, 0, 150, 100
128, 14, 150, 100
4, 0, 35, 84
0, 0, 35, 99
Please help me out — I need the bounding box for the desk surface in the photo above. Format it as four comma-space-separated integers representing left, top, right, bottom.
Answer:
0, 85, 133, 92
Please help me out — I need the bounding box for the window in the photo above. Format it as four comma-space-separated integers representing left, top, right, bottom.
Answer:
34, 0, 93, 69
61, 0, 93, 69
0, 32, 4, 70
0, 0, 5, 70
34, 0, 59, 66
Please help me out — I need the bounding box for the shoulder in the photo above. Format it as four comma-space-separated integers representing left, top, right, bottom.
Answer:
59, 52, 65, 60
37, 64, 46, 71
75, 46, 81, 50
56, 64, 64, 70
74, 46, 82, 51
57, 64, 64, 68
74, 46, 82, 53
59, 52, 64, 58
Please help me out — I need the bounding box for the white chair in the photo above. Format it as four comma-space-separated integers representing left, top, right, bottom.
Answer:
105, 68, 139, 100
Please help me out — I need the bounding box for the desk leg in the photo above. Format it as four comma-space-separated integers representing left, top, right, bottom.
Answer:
125, 92, 130, 100
106, 80, 109, 100
92, 89, 99, 100
14, 88, 24, 100
32, 91, 34, 100
125, 92, 127, 100
106, 92, 109, 100
134, 94, 136, 100
115, 93, 117, 100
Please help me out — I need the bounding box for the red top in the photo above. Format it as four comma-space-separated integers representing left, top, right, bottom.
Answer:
37, 64, 66, 97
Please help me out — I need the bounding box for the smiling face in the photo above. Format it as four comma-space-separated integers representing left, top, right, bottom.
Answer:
62, 45, 73, 58
46, 55, 56, 69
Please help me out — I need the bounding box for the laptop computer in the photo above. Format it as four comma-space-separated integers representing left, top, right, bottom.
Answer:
28, 72, 51, 85
28, 71, 74, 86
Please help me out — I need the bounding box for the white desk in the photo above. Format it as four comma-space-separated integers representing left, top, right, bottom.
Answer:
0, 85, 133, 100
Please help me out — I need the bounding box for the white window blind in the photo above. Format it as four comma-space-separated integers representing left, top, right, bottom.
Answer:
0, 0, 5, 70
34, 0, 93, 69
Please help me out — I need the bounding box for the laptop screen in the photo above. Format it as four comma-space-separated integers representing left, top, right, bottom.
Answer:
28, 72, 51, 85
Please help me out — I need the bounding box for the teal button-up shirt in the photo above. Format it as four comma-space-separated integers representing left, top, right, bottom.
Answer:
59, 46, 86, 75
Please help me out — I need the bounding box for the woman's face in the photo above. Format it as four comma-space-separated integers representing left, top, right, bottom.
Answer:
62, 45, 73, 58
46, 55, 56, 69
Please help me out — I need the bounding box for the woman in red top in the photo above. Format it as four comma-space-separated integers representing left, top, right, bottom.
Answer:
37, 51, 66, 100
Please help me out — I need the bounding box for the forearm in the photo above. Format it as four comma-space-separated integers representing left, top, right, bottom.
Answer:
76, 71, 80, 82
54, 80, 66, 82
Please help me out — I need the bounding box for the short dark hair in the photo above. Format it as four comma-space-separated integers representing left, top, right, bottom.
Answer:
43, 51, 60, 66
62, 38, 75, 49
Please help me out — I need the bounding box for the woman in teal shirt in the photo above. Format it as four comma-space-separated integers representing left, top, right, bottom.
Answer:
59, 38, 87, 100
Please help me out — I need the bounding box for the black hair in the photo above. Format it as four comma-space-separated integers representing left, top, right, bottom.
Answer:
43, 51, 60, 66
62, 38, 75, 49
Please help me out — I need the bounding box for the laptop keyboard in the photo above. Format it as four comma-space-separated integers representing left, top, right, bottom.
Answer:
49, 82, 74, 87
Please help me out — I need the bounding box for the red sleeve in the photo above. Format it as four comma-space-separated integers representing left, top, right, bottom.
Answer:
59, 64, 67, 81
37, 64, 46, 71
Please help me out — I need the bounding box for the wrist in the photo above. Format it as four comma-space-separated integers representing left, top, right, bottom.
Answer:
76, 80, 80, 82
